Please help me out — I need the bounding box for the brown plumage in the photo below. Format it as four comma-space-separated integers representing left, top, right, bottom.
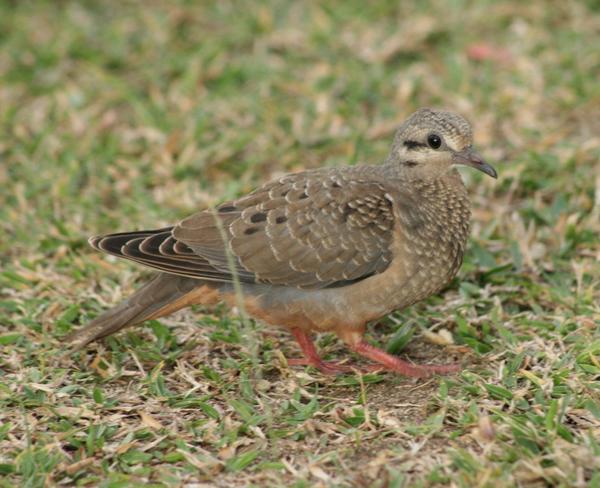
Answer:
68, 108, 497, 377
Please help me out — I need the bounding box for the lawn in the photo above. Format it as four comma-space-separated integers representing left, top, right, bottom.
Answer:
0, 1, 599, 486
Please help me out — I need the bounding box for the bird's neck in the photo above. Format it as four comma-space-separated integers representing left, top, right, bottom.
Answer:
381, 163, 467, 192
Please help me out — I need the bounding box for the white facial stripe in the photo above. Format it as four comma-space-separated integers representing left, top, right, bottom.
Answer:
444, 135, 468, 152
446, 139, 460, 151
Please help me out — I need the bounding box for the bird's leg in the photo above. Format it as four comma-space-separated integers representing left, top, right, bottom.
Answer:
349, 340, 461, 378
287, 328, 354, 375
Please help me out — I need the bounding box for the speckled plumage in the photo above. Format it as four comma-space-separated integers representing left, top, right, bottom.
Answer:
68, 108, 497, 377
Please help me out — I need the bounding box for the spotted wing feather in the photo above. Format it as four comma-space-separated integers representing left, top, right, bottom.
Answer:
174, 168, 396, 289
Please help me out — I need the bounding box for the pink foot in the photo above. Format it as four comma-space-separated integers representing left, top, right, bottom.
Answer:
350, 340, 460, 378
288, 329, 460, 378
286, 357, 354, 375
287, 329, 356, 375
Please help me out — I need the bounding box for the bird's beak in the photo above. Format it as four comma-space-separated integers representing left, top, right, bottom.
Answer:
452, 147, 497, 178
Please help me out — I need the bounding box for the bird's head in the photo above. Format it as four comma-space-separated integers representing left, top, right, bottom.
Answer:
387, 108, 497, 180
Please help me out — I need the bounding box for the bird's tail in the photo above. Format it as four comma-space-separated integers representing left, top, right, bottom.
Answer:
66, 273, 201, 350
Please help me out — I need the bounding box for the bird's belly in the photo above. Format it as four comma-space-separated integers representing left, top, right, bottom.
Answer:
239, 284, 369, 333
236, 240, 463, 334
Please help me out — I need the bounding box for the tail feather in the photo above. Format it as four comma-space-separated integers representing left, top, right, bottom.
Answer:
67, 273, 200, 350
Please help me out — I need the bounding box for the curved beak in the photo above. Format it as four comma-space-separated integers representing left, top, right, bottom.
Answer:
452, 147, 497, 178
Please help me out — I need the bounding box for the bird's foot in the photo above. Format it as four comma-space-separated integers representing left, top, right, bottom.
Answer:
286, 357, 354, 375
289, 328, 459, 378
350, 340, 460, 378
288, 328, 358, 375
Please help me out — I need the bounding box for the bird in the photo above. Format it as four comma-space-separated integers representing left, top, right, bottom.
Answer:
67, 108, 497, 377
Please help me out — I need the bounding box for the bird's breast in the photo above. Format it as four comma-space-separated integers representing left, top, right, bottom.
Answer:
394, 180, 471, 301
348, 178, 472, 316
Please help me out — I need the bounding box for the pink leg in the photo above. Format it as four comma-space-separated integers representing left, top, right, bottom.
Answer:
350, 340, 461, 378
287, 329, 354, 375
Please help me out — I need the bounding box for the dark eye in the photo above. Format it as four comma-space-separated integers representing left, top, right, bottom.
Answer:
427, 133, 442, 149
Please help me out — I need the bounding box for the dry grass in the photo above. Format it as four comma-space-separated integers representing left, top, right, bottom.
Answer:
0, 1, 599, 486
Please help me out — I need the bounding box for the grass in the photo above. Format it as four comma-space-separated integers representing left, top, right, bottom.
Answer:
0, 0, 599, 486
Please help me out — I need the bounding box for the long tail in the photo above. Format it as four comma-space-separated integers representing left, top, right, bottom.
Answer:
67, 273, 202, 350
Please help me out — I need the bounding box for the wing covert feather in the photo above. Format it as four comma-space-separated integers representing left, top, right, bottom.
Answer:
173, 168, 397, 289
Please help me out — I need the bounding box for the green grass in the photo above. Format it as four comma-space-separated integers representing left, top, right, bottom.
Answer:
1, 0, 599, 486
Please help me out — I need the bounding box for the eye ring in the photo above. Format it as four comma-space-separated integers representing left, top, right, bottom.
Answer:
427, 133, 442, 149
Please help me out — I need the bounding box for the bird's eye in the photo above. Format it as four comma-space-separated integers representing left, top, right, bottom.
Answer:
427, 133, 442, 149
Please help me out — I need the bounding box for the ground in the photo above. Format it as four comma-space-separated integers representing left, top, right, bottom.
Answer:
0, 1, 599, 487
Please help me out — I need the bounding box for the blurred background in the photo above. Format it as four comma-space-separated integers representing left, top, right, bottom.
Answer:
0, 1, 598, 486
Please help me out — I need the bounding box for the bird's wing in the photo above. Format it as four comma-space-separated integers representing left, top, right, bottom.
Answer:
90, 169, 404, 289
172, 168, 398, 289
89, 227, 256, 282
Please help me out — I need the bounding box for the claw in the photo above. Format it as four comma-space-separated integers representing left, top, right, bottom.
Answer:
289, 328, 460, 378
350, 340, 460, 378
